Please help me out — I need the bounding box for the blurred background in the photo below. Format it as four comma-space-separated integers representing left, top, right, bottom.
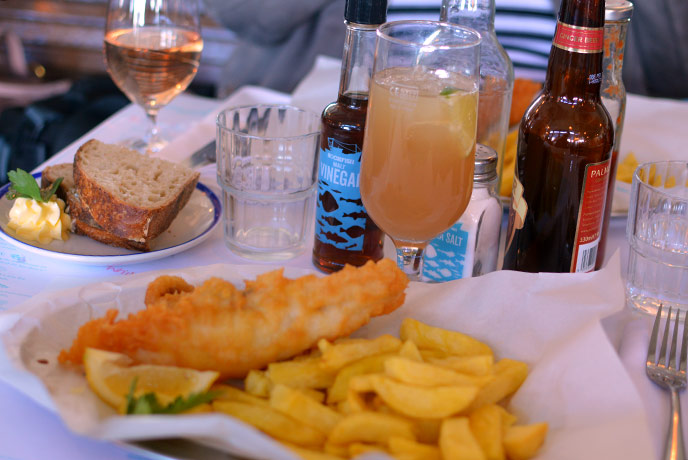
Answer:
2, 0, 684, 183
0, 0, 236, 182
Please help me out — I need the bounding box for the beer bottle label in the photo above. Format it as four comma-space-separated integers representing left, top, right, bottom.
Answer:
553, 21, 604, 54
423, 222, 471, 282
571, 158, 611, 273
315, 137, 366, 251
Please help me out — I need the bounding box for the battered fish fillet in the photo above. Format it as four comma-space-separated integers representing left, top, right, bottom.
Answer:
58, 259, 408, 378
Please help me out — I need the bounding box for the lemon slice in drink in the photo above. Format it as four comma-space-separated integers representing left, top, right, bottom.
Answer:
83, 348, 220, 410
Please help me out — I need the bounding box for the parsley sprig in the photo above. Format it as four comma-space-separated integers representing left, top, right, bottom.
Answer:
124, 378, 219, 415
7, 169, 62, 203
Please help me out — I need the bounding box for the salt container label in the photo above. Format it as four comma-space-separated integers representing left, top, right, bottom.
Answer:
315, 138, 366, 251
423, 222, 470, 282
571, 158, 611, 273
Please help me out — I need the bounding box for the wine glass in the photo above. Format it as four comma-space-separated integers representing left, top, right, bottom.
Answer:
104, 0, 203, 154
360, 20, 481, 281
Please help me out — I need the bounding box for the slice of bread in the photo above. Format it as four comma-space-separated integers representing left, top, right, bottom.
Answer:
74, 140, 200, 242
41, 163, 151, 251
66, 190, 151, 251
40, 163, 74, 202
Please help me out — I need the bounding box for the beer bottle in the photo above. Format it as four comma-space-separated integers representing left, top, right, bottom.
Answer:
502, 0, 613, 273
312, 0, 386, 273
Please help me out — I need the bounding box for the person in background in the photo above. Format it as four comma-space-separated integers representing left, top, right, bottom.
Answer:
386, 0, 555, 81
203, 0, 346, 96
550, 0, 688, 99
388, 0, 688, 99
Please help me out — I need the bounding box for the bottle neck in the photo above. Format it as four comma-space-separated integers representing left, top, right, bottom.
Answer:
544, 0, 605, 101
440, 0, 495, 32
338, 22, 379, 105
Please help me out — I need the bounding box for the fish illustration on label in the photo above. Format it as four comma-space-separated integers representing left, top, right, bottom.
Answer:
423, 222, 469, 282
315, 138, 366, 251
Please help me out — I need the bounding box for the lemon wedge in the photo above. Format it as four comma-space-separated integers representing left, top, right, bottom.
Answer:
83, 348, 220, 411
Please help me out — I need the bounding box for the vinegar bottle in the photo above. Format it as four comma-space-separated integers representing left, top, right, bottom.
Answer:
502, 0, 614, 273
440, 0, 514, 188
312, 0, 387, 273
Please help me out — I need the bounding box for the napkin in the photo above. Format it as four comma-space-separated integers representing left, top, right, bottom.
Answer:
617, 312, 688, 460
155, 86, 291, 165
0, 255, 654, 460
157, 55, 341, 166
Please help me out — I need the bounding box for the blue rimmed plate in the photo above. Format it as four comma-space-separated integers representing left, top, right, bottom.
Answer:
0, 172, 221, 265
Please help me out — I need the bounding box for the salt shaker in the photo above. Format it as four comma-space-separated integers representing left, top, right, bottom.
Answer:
423, 145, 503, 282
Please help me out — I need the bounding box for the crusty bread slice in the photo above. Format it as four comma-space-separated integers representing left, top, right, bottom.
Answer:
40, 163, 74, 202
74, 140, 200, 242
41, 163, 151, 251
66, 190, 151, 251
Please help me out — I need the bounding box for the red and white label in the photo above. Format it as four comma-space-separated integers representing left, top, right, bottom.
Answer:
553, 21, 604, 54
571, 158, 611, 273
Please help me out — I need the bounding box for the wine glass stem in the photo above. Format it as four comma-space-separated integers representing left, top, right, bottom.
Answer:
147, 111, 160, 144
396, 246, 425, 281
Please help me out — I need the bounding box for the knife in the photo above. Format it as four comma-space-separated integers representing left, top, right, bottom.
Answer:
181, 140, 216, 169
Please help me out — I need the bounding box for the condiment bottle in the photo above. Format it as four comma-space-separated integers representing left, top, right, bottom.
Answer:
312, 0, 387, 273
595, 0, 633, 270
440, 0, 514, 190
502, 0, 613, 273
423, 145, 503, 282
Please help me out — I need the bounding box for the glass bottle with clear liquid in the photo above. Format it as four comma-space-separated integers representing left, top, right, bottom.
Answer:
595, 0, 633, 269
440, 0, 514, 185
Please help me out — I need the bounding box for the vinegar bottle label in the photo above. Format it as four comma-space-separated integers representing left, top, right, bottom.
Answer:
571, 158, 611, 273
315, 137, 366, 251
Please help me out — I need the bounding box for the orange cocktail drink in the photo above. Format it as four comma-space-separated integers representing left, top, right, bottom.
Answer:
361, 66, 477, 245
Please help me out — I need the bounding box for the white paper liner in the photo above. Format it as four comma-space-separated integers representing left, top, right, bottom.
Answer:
0, 256, 654, 459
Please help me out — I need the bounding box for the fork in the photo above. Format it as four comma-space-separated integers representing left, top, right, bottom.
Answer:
647, 304, 688, 460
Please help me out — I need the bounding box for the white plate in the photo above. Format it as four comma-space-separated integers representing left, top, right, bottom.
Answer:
0, 173, 221, 265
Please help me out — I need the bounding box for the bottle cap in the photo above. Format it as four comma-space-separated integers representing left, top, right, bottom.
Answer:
474, 144, 498, 184
605, 0, 633, 22
345, 0, 388, 25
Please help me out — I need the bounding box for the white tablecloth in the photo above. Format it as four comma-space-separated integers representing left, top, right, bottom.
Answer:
1, 58, 687, 459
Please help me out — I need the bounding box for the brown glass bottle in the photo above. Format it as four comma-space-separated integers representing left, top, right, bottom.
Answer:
313, 92, 384, 272
312, 0, 387, 273
502, 0, 613, 273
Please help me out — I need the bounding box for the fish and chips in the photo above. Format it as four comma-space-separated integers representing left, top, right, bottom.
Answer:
58, 260, 548, 459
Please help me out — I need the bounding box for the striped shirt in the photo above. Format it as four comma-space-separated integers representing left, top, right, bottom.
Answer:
387, 0, 556, 81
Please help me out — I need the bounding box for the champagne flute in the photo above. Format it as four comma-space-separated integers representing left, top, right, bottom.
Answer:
104, 0, 203, 154
360, 21, 481, 281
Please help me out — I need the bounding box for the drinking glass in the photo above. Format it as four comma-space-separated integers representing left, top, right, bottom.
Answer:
104, 0, 203, 154
216, 105, 320, 261
626, 161, 688, 315
360, 20, 481, 281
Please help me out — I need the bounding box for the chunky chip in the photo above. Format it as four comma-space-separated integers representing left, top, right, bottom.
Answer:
384, 356, 494, 387
318, 335, 402, 371
269, 384, 341, 434
190, 318, 546, 459
328, 412, 416, 446
212, 400, 326, 447
400, 318, 493, 357
370, 374, 479, 419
